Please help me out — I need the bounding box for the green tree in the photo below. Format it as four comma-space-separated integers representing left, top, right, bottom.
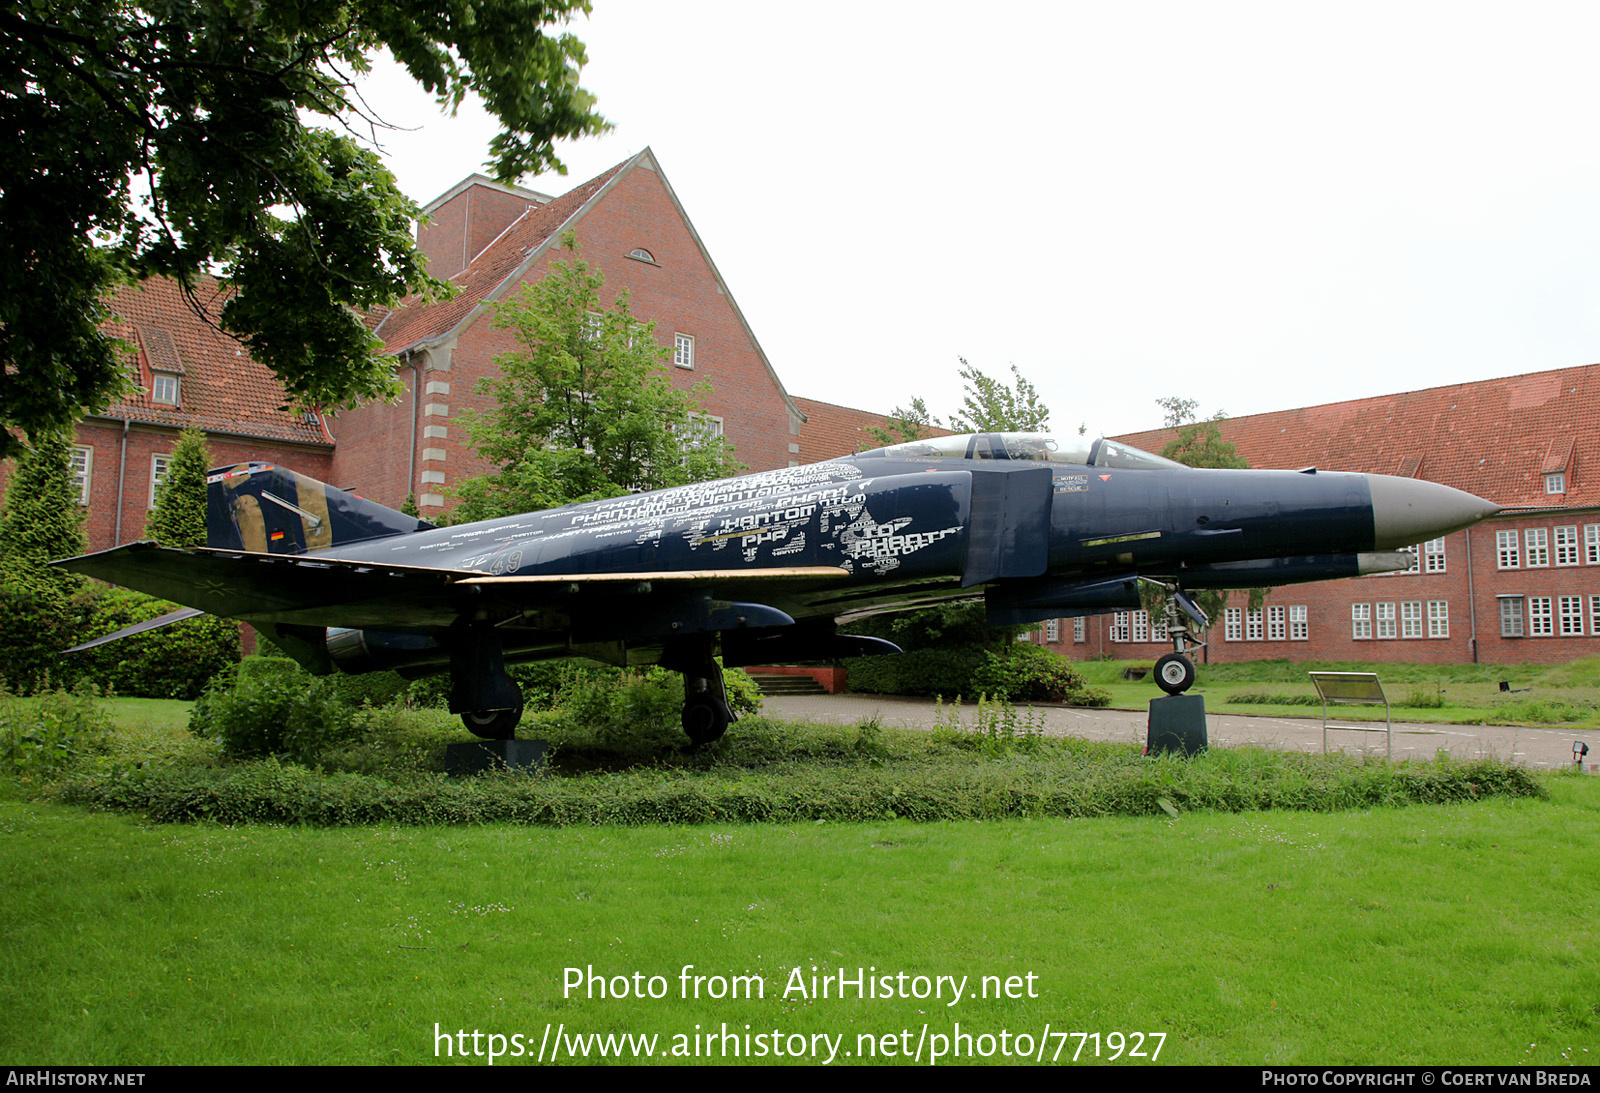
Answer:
450, 236, 744, 521
0, 434, 86, 603
1157, 397, 1248, 469
864, 397, 940, 448
145, 427, 211, 548
0, 1, 609, 460
948, 359, 1051, 433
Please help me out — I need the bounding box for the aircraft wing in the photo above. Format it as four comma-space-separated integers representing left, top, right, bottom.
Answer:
53, 542, 852, 630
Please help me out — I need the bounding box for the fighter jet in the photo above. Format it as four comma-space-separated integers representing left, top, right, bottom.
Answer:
55, 431, 1500, 744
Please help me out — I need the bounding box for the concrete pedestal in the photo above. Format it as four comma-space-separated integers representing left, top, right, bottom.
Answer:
445, 738, 548, 776
1146, 694, 1208, 757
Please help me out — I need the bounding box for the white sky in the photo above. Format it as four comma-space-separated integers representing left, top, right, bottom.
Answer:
354, 1, 1600, 437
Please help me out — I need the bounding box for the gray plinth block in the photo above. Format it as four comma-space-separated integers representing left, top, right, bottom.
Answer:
1145, 694, 1208, 757
445, 738, 548, 776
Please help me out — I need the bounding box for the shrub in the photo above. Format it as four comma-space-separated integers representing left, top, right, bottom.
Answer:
846, 643, 1109, 706
190, 658, 356, 763
74, 587, 240, 699
0, 586, 93, 692
0, 680, 113, 779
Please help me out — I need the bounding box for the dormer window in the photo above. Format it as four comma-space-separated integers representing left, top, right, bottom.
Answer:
152, 372, 180, 406
1545, 471, 1566, 494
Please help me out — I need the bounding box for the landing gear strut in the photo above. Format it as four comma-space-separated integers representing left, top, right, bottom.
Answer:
1144, 581, 1209, 696
664, 637, 736, 746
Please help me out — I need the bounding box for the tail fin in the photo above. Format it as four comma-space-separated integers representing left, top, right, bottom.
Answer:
206, 462, 435, 555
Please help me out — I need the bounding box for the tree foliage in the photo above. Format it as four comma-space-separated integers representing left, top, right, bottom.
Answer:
0, 0, 609, 459
450, 236, 744, 521
948, 359, 1051, 433
864, 397, 940, 448
0, 434, 86, 603
1156, 397, 1248, 470
145, 426, 211, 548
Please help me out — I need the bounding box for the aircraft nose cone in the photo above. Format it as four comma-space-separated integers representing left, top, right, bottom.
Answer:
1365, 474, 1501, 549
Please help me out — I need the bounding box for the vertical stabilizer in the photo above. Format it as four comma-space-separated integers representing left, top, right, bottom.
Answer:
205, 463, 435, 554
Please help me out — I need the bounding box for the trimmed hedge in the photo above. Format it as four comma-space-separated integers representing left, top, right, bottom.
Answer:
845, 642, 1110, 706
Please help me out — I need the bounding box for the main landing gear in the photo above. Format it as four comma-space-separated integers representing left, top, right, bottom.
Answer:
664, 637, 736, 746
1145, 581, 1209, 696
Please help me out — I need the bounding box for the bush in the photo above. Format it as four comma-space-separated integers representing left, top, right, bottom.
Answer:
0, 680, 113, 779
846, 643, 1109, 706
190, 658, 356, 763
0, 586, 93, 692
74, 588, 240, 699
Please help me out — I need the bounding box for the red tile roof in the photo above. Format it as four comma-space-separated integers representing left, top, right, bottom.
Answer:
374, 159, 629, 353
1113, 364, 1600, 510
794, 396, 952, 461
99, 277, 333, 446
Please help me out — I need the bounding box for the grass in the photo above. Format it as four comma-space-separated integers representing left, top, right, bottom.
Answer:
1, 778, 1596, 1065
1073, 657, 1600, 729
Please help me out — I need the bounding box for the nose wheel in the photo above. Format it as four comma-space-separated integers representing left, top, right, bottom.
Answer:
1153, 652, 1196, 696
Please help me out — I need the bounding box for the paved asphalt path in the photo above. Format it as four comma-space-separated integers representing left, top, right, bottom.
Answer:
760, 693, 1600, 772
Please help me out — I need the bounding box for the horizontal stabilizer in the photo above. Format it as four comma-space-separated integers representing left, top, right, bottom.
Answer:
66, 606, 205, 653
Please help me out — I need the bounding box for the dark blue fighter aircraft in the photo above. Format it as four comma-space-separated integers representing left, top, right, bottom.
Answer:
56, 432, 1500, 744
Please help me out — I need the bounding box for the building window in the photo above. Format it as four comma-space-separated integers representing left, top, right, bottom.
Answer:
1428, 600, 1449, 639
1376, 602, 1396, 639
1073, 617, 1086, 643
684, 412, 724, 444
1499, 597, 1525, 637
1245, 609, 1263, 641
1586, 525, 1600, 565
674, 333, 695, 369
1555, 526, 1580, 566
1267, 605, 1286, 641
70, 446, 92, 505
1109, 612, 1129, 643
1423, 537, 1446, 573
1559, 596, 1584, 636
1131, 610, 1150, 643
1525, 528, 1549, 567
1591, 595, 1600, 636
1496, 530, 1519, 569
1289, 605, 1308, 641
1545, 471, 1566, 494
1529, 596, 1553, 636
1397, 546, 1420, 574
626, 248, 657, 264
149, 453, 171, 508
1401, 601, 1423, 639
1045, 618, 1060, 643
151, 372, 180, 406
1351, 603, 1371, 639
1224, 607, 1242, 642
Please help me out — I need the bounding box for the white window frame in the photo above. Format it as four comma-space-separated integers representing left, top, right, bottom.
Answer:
151, 372, 180, 406
1375, 602, 1396, 639
1585, 525, 1600, 565
70, 445, 92, 505
1558, 596, 1584, 636
1499, 596, 1525, 638
1545, 471, 1566, 494
1245, 608, 1263, 641
1351, 603, 1371, 640
1554, 526, 1580, 567
1045, 618, 1060, 643
1496, 530, 1520, 569
1289, 605, 1308, 641
1131, 610, 1150, 643
674, 333, 695, 370
1267, 605, 1286, 641
1073, 617, 1086, 643
148, 453, 172, 508
1109, 612, 1129, 643
1529, 596, 1553, 636
1525, 528, 1549, 568
1423, 537, 1446, 573
1591, 595, 1600, 636
1427, 600, 1449, 639
1400, 601, 1423, 639
1224, 607, 1242, 642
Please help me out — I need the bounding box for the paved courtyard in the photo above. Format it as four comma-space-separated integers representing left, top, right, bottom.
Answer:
760, 693, 1600, 773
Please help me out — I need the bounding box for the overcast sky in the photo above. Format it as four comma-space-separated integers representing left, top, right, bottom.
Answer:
355, 1, 1600, 437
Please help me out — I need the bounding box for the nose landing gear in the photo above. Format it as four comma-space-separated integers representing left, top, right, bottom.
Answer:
1144, 581, 1209, 696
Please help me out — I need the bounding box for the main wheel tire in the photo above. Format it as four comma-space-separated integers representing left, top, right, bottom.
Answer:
1154, 652, 1197, 696
462, 706, 522, 740
682, 696, 730, 745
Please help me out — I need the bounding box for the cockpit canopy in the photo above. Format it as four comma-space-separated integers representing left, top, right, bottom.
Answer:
855, 432, 1186, 470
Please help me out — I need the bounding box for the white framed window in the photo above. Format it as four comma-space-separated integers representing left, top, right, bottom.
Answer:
1224, 607, 1242, 642
1559, 596, 1584, 636
1289, 605, 1308, 641
148, 453, 172, 508
683, 412, 724, 445
1109, 612, 1129, 643
1587, 524, 1600, 565
1351, 603, 1371, 640
1423, 537, 1446, 573
1529, 596, 1553, 636
1150, 612, 1168, 642
70, 445, 92, 505
674, 333, 695, 369
1545, 471, 1566, 494
1131, 610, 1150, 643
1245, 608, 1263, 641
1073, 617, 1086, 643
151, 372, 180, 406
1045, 618, 1060, 643
1496, 530, 1520, 569
1555, 526, 1580, 566
1591, 595, 1600, 636
1401, 601, 1423, 639
1267, 605, 1285, 641
626, 247, 657, 264
582, 312, 604, 343
1376, 602, 1396, 639
1525, 528, 1549, 567
1397, 546, 1420, 575
1428, 600, 1449, 639
1499, 596, 1525, 638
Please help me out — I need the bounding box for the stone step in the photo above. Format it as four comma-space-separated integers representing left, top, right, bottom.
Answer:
747, 673, 829, 696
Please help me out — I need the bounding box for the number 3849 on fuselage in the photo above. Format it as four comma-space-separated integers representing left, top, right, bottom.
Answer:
55, 431, 1500, 745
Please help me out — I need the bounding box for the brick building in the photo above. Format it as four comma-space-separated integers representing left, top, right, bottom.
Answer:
1025, 365, 1600, 666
